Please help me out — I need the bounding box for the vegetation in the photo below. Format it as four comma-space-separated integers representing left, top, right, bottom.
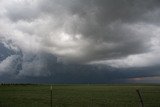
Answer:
0, 84, 160, 107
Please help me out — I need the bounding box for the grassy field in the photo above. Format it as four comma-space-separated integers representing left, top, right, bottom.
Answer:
0, 84, 160, 107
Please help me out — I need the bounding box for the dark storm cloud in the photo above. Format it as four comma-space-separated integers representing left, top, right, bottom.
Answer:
0, 41, 160, 83
1, 60, 160, 83
39, 0, 160, 63
0, 0, 160, 82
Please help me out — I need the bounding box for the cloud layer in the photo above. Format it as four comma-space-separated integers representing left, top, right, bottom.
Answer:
0, 0, 160, 80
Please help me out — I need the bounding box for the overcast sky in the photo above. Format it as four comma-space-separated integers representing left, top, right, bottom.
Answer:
0, 0, 160, 83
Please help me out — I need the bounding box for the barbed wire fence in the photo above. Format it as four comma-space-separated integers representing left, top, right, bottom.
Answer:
0, 85, 160, 107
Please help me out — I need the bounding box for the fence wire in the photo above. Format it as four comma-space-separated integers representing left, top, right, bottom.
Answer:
0, 84, 160, 107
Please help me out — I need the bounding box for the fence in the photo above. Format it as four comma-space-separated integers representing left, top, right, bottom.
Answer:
0, 84, 160, 107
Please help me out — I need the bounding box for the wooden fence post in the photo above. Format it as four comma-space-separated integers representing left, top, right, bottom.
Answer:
51, 85, 53, 107
136, 89, 144, 107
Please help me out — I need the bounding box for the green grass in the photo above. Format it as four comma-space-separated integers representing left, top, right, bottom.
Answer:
0, 84, 160, 107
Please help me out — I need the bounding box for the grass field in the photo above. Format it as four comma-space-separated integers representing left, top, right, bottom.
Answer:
0, 84, 160, 107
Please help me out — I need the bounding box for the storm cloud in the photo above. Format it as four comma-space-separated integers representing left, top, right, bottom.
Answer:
0, 0, 160, 82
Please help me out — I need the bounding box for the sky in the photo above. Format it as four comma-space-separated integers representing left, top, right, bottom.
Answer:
0, 0, 160, 83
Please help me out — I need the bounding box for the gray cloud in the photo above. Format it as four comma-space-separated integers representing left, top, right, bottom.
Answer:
0, 55, 21, 75
18, 52, 56, 77
0, 0, 160, 79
